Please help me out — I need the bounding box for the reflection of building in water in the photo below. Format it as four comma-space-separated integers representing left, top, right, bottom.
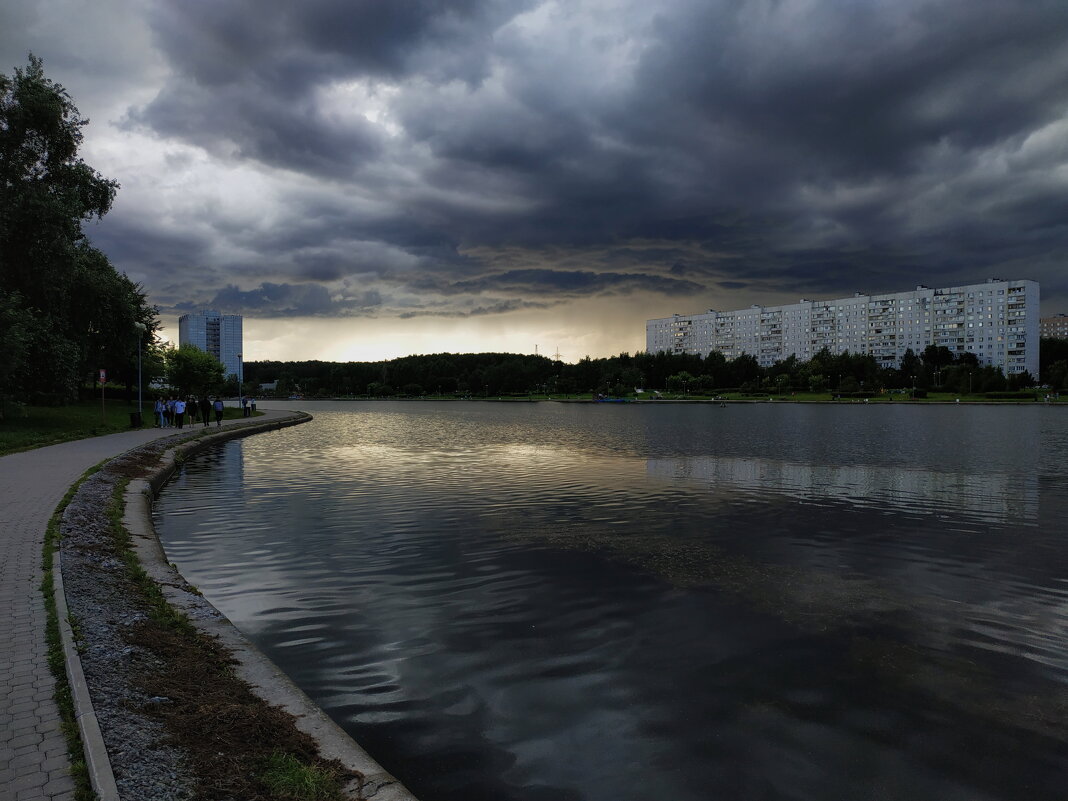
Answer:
646, 457, 1039, 524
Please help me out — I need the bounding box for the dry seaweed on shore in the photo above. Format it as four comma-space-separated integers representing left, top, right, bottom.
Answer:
126, 615, 355, 801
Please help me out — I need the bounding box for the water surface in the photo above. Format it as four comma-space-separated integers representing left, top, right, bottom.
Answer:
154, 402, 1068, 800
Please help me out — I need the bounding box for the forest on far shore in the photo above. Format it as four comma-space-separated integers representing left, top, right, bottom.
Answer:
243, 339, 1068, 399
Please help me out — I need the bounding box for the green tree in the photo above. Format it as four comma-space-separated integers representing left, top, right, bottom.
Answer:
808, 373, 828, 393
0, 55, 155, 399
166, 345, 225, 396
1047, 360, 1068, 391
1008, 370, 1036, 390
666, 371, 695, 393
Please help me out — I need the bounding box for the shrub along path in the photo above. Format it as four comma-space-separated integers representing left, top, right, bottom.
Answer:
0, 411, 292, 800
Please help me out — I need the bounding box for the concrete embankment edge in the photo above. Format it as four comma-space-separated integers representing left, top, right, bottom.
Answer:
57, 412, 417, 801
125, 412, 419, 800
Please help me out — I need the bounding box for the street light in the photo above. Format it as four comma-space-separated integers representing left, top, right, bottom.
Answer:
134, 321, 146, 425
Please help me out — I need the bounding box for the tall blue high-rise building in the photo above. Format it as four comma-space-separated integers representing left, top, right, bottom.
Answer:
178, 310, 243, 382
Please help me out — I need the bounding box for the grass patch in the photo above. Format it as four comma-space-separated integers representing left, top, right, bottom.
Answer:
104, 479, 198, 637
41, 461, 107, 801
259, 751, 344, 800
0, 399, 262, 456
2, 399, 141, 455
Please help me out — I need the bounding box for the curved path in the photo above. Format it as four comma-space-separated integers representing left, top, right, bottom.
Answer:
0, 410, 296, 800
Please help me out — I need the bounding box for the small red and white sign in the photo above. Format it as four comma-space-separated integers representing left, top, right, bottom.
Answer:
99, 369, 106, 383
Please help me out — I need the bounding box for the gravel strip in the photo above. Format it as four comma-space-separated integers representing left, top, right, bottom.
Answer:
60, 438, 196, 801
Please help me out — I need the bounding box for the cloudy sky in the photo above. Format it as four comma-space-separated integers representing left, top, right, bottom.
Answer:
4, 0, 1067, 361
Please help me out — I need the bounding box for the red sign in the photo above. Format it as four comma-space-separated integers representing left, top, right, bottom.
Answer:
99, 369, 106, 383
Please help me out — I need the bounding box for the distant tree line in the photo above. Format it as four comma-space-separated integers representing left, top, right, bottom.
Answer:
245, 341, 1063, 399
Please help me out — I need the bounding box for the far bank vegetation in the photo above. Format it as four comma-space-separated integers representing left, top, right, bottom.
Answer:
244, 340, 1068, 400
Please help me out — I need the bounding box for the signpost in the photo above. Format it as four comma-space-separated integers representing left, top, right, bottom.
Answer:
99, 369, 106, 423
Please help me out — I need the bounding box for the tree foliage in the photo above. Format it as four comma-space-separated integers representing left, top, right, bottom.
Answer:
240, 342, 1036, 398
166, 345, 225, 396
0, 55, 158, 401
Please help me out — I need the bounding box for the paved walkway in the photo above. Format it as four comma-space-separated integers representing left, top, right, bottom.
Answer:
0, 409, 295, 800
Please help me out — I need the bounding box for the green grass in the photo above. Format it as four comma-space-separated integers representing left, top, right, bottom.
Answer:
258, 752, 343, 801
104, 478, 198, 637
0, 399, 260, 456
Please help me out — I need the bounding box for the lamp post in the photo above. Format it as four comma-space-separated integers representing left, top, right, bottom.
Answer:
134, 321, 146, 426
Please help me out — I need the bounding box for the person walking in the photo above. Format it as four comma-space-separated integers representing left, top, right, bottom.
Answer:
174, 397, 186, 429
241, 395, 250, 417
200, 396, 212, 426
213, 397, 224, 426
154, 396, 165, 428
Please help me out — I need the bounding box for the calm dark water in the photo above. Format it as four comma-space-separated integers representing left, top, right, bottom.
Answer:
153, 402, 1068, 801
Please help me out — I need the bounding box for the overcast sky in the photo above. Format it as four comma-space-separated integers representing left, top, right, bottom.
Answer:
4, 0, 1067, 361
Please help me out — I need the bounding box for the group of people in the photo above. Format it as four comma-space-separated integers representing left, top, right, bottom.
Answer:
153, 396, 226, 429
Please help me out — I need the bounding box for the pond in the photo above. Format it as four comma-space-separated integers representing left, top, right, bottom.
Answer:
154, 401, 1068, 801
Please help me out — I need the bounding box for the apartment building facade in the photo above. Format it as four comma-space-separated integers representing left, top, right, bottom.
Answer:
647, 279, 1040, 376
178, 309, 244, 382
1040, 314, 1068, 339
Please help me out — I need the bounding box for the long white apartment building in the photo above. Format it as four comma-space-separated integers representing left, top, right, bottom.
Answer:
647, 278, 1039, 376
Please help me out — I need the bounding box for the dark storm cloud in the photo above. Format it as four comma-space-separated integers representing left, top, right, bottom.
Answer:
397, 298, 559, 319
129, 0, 533, 176
206, 282, 382, 317
129, 82, 385, 177
50, 0, 1068, 317
448, 269, 705, 297
148, 0, 529, 88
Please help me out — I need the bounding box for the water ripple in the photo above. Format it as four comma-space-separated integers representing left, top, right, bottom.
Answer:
154, 402, 1068, 801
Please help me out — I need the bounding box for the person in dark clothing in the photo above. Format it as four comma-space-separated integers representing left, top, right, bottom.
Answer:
213, 397, 224, 426
200, 396, 212, 426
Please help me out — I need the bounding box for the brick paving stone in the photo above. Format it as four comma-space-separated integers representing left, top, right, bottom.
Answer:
0, 410, 294, 799
39, 756, 69, 774
42, 777, 73, 796
10, 771, 47, 791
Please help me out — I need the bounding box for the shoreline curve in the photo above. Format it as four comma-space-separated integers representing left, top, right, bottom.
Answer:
61, 411, 419, 801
